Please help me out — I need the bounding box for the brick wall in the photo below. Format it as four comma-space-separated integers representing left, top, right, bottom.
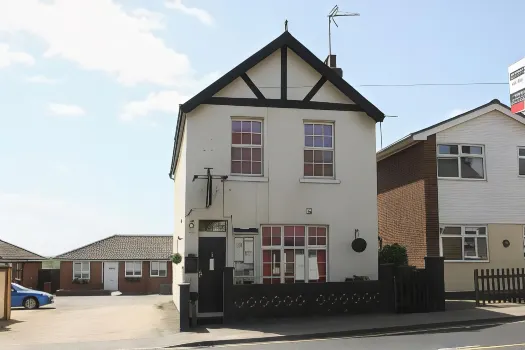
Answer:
59, 261, 103, 290
423, 135, 440, 257
118, 261, 172, 295
377, 135, 439, 267
22, 262, 41, 290
59, 261, 172, 294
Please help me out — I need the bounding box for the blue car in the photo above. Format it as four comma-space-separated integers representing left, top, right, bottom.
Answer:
11, 283, 54, 309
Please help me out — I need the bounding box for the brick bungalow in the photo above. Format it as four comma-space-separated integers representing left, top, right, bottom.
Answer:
55, 235, 173, 295
0, 239, 46, 289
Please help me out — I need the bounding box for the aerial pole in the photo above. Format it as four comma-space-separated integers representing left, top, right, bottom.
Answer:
328, 5, 360, 57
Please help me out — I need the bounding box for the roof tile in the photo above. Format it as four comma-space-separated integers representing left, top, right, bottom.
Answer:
55, 235, 173, 260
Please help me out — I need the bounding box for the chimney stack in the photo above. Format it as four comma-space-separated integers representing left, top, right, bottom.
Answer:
325, 54, 343, 77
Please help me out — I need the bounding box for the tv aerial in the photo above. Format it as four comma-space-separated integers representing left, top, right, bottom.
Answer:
328, 5, 360, 57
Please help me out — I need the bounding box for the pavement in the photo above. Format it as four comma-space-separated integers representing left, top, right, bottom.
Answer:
166, 301, 525, 349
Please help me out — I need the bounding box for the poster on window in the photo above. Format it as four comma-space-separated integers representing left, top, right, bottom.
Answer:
244, 239, 254, 263
295, 253, 305, 280
308, 255, 319, 280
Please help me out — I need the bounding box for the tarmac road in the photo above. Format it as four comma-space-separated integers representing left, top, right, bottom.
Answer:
190, 320, 525, 350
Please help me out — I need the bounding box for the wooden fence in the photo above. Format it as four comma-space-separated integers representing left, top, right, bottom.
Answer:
475, 268, 525, 306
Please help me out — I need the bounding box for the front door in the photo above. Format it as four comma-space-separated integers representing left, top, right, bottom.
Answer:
198, 237, 226, 313
103, 262, 119, 291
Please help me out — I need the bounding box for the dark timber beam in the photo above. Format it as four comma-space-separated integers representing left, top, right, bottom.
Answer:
203, 97, 364, 112
281, 46, 287, 100
241, 73, 265, 100
303, 76, 327, 102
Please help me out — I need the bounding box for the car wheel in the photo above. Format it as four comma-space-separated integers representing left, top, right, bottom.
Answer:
23, 297, 39, 310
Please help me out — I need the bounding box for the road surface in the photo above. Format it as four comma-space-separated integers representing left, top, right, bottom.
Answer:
192, 320, 525, 350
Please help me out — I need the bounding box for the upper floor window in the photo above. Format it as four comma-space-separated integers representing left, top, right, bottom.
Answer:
518, 147, 525, 176
231, 120, 262, 176
437, 144, 485, 179
304, 123, 334, 177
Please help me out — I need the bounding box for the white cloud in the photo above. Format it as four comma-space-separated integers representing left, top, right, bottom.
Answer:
165, 0, 214, 25
49, 103, 86, 117
0, 0, 192, 86
121, 71, 221, 121
120, 90, 189, 121
0, 193, 127, 256
0, 43, 34, 68
26, 74, 59, 84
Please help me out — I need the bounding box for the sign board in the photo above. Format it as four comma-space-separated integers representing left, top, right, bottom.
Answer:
509, 57, 525, 113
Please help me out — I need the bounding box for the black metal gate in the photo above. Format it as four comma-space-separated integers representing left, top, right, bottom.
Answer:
37, 269, 60, 293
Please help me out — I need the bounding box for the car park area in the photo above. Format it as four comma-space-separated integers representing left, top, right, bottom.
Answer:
0, 295, 179, 348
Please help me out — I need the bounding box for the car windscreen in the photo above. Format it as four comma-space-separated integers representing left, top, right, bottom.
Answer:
12, 283, 31, 291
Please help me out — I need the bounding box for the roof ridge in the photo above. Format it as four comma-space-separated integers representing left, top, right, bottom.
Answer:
114, 234, 172, 237
0, 239, 46, 260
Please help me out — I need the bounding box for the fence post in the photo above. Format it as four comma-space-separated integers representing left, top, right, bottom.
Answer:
379, 263, 396, 313
178, 282, 190, 332
474, 269, 479, 306
223, 267, 234, 324
425, 256, 445, 311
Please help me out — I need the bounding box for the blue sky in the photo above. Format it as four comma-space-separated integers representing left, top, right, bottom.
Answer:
0, 0, 520, 256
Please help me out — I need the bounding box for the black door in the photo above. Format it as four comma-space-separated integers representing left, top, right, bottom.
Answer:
198, 237, 226, 313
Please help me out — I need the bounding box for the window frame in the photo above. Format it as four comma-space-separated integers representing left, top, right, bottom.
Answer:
518, 147, 525, 177
261, 225, 328, 284
125, 261, 143, 277
439, 225, 489, 262
437, 143, 486, 180
150, 261, 168, 277
15, 263, 23, 281
303, 121, 335, 179
230, 118, 263, 177
523, 225, 525, 259
73, 261, 90, 280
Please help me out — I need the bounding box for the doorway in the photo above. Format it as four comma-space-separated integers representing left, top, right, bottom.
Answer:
103, 262, 119, 291
198, 237, 226, 313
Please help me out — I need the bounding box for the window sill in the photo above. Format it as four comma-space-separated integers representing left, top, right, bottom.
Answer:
445, 260, 489, 263
300, 178, 341, 184
150, 275, 168, 278
438, 177, 486, 181
228, 176, 269, 182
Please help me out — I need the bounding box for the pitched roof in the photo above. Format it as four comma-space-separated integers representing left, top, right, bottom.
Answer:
180, 31, 384, 121
0, 240, 46, 261
377, 99, 525, 161
169, 30, 385, 178
55, 235, 173, 261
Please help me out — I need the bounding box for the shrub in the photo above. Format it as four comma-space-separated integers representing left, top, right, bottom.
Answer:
379, 243, 408, 266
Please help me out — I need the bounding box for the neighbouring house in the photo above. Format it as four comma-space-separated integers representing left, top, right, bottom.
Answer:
55, 235, 173, 295
169, 30, 385, 319
0, 239, 45, 289
377, 99, 525, 292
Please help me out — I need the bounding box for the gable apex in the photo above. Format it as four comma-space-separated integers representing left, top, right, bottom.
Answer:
180, 31, 384, 122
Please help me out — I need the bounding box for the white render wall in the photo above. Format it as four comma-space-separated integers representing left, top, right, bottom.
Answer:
437, 110, 525, 224
182, 104, 378, 285
172, 123, 187, 309
176, 46, 379, 295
